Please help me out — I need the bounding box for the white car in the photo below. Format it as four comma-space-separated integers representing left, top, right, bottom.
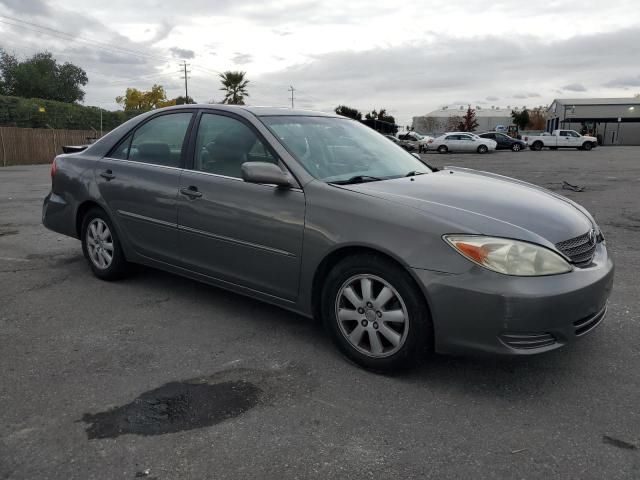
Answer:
427, 132, 497, 154
398, 132, 433, 153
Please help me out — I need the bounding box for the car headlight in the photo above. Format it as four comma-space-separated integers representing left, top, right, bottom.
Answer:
443, 235, 572, 276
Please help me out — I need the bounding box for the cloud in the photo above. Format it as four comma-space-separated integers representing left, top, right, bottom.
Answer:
562, 83, 587, 92
253, 27, 640, 119
605, 75, 640, 87
147, 20, 174, 44
232, 53, 253, 65
170, 47, 195, 59
0, 0, 49, 14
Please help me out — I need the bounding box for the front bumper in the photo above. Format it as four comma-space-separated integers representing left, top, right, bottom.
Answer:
413, 242, 614, 356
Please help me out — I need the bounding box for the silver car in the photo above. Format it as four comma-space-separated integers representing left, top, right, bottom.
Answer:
43, 105, 613, 370
428, 132, 497, 154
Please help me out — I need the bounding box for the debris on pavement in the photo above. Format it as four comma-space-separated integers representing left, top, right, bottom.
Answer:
562, 181, 586, 192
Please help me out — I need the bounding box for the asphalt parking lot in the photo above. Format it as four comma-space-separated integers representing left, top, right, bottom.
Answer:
1, 147, 639, 479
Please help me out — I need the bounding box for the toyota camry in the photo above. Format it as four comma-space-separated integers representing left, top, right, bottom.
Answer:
43, 105, 614, 370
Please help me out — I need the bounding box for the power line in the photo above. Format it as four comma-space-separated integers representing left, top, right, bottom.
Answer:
0, 14, 175, 63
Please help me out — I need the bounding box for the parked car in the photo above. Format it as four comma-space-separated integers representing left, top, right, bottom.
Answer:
43, 105, 613, 370
526, 130, 598, 151
398, 132, 432, 153
478, 132, 527, 152
384, 134, 414, 151
427, 132, 497, 153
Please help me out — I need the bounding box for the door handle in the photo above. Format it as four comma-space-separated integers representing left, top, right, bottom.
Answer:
100, 170, 116, 180
180, 186, 203, 199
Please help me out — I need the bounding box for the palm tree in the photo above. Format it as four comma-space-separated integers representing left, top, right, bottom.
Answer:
219, 71, 249, 105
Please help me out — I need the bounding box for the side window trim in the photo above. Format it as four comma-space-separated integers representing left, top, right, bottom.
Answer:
104, 109, 197, 168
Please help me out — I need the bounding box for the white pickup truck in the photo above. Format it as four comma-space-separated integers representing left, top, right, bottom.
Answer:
526, 130, 598, 151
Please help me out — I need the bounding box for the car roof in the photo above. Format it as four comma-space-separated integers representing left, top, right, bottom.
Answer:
160, 104, 341, 118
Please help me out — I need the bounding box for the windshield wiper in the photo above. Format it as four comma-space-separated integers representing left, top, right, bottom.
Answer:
330, 175, 384, 185
405, 171, 428, 177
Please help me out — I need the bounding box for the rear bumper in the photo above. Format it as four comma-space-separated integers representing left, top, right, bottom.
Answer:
413, 242, 614, 356
42, 192, 77, 238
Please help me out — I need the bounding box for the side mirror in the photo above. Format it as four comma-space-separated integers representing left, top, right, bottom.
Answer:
241, 162, 292, 187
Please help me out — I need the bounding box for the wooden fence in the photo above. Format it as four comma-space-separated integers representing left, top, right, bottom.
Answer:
0, 127, 100, 167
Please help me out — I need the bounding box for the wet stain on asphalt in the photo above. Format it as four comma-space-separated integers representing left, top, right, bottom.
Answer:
0, 229, 19, 237
602, 435, 638, 450
81, 364, 312, 439
82, 380, 261, 439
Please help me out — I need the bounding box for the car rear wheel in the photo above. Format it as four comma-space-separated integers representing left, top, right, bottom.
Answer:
81, 208, 129, 280
582, 142, 593, 151
322, 254, 432, 371
477, 144, 488, 154
437, 145, 448, 154
511, 143, 522, 152
531, 141, 543, 151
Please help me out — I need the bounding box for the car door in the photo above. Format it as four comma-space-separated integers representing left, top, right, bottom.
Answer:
495, 133, 510, 149
444, 135, 459, 151
458, 134, 475, 151
567, 130, 582, 147
177, 111, 305, 301
97, 111, 194, 263
558, 130, 573, 148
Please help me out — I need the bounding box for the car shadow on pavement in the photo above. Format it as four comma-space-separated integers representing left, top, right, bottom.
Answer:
112, 263, 605, 401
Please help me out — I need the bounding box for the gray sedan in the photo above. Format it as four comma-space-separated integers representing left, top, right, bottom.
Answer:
43, 105, 614, 370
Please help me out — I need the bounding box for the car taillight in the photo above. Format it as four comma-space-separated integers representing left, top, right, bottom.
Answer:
50, 158, 57, 179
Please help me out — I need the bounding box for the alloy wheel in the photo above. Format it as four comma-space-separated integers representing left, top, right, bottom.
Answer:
335, 274, 409, 358
86, 218, 114, 270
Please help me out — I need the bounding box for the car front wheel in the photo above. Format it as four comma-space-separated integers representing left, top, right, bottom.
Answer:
511, 143, 522, 152
81, 208, 129, 280
437, 145, 448, 154
322, 254, 432, 371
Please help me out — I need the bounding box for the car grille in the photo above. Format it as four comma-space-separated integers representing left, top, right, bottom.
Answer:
555, 230, 597, 265
499, 332, 557, 350
573, 306, 607, 336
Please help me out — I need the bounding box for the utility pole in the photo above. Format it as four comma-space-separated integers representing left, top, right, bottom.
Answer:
180, 61, 191, 102
288, 85, 295, 109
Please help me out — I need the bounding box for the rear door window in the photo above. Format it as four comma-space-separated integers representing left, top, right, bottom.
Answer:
111, 113, 193, 167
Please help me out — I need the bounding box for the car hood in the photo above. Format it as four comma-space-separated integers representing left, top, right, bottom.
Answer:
340, 167, 594, 245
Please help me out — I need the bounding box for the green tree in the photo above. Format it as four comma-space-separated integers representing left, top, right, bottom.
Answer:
174, 95, 196, 105
458, 105, 479, 132
115, 84, 176, 111
334, 105, 362, 120
0, 50, 87, 103
219, 71, 249, 105
511, 108, 530, 130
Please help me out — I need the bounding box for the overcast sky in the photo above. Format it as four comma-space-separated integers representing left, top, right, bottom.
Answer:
1, 0, 639, 125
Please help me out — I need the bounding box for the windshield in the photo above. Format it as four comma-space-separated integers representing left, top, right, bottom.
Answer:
261, 116, 431, 183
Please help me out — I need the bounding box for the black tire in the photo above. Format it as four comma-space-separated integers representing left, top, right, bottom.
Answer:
81, 207, 129, 281
582, 142, 593, 151
511, 143, 522, 152
321, 253, 432, 371
477, 145, 488, 154
531, 141, 543, 151
437, 145, 448, 154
